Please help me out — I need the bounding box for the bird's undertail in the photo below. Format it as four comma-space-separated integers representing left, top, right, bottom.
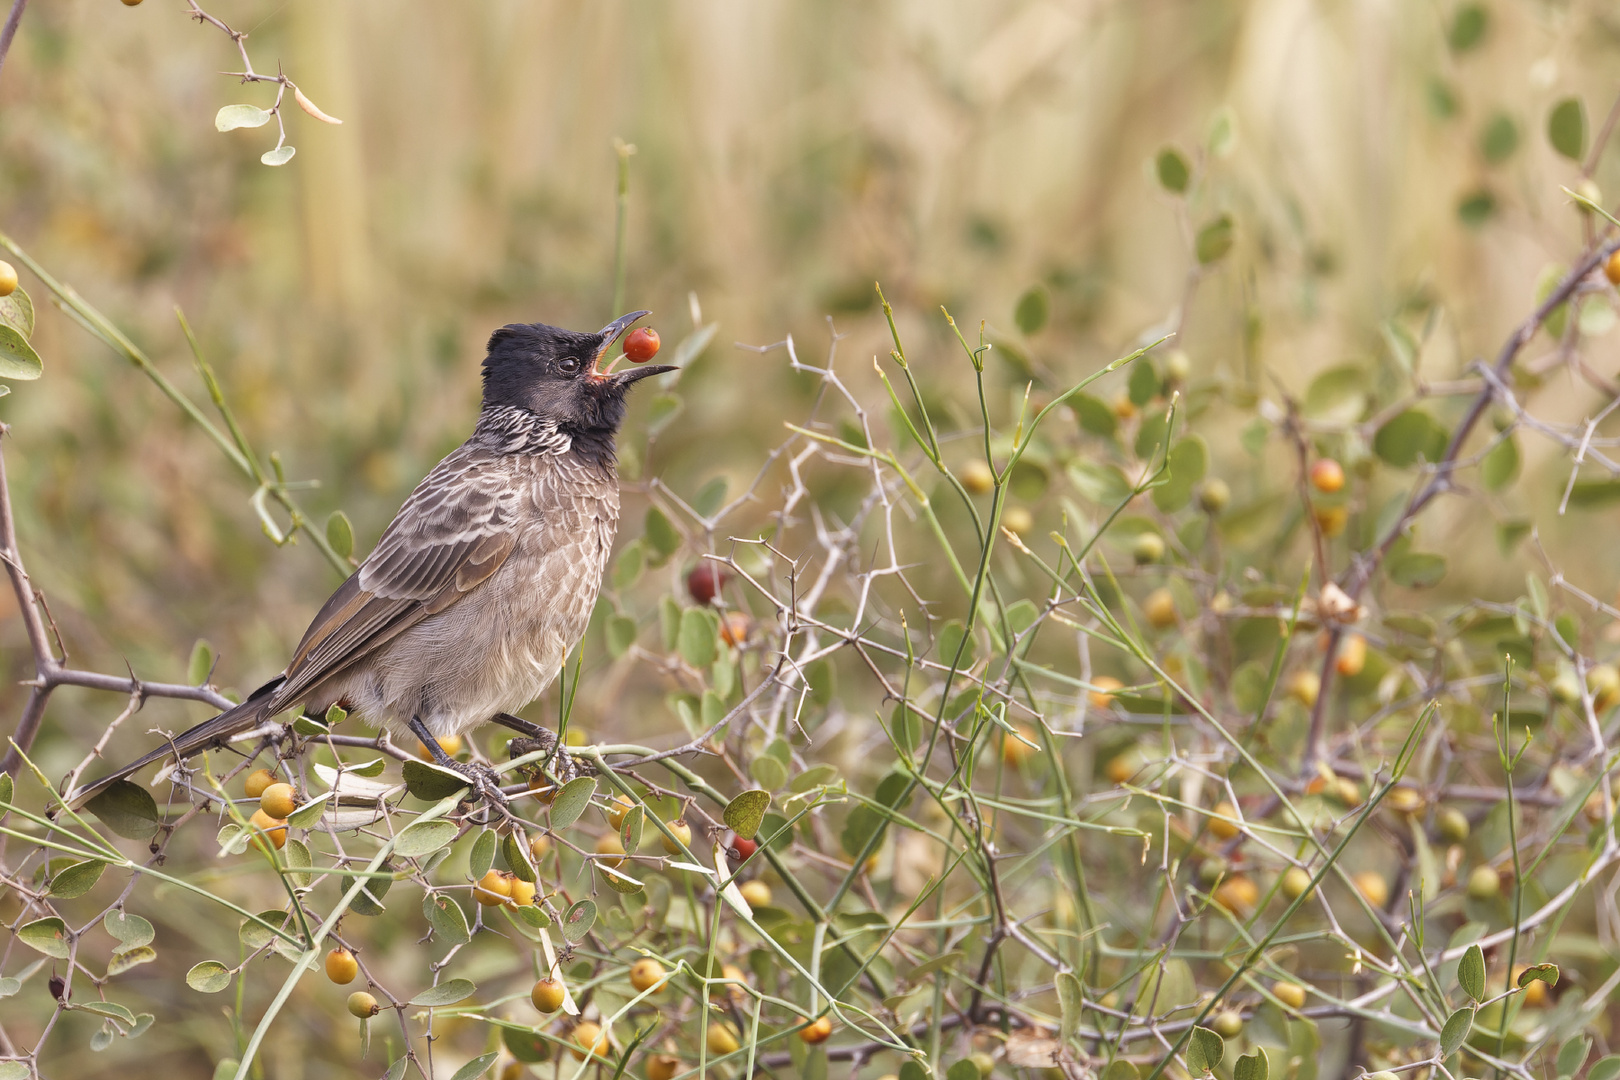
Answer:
61, 679, 284, 812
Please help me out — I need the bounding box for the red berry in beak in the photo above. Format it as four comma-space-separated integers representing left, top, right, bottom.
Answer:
624, 327, 661, 363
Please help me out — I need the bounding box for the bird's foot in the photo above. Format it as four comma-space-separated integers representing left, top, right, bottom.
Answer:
444, 758, 511, 810
506, 727, 585, 789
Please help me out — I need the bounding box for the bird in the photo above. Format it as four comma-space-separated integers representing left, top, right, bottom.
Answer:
63, 310, 674, 812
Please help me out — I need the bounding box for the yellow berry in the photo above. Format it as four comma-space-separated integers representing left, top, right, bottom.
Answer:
1088, 676, 1122, 710
1592, 664, 1620, 711
1309, 459, 1345, 494
1281, 867, 1315, 901
416, 734, 463, 760
1353, 871, 1389, 908
258, 782, 297, 820
1002, 507, 1033, 536
1437, 807, 1470, 844
800, 1016, 833, 1044
1467, 865, 1500, 900
1001, 724, 1039, 768
738, 880, 772, 908
606, 794, 636, 830
1198, 478, 1230, 514
1133, 533, 1166, 565
499, 1060, 525, 1080
531, 977, 566, 1013
1335, 633, 1367, 677
661, 819, 692, 855
1213, 874, 1259, 913
1209, 800, 1242, 840
1211, 1009, 1243, 1038
0, 261, 15, 296
1105, 748, 1142, 785
1288, 671, 1321, 708
629, 958, 667, 993
243, 768, 277, 799
474, 869, 513, 906
596, 832, 627, 868
706, 1022, 740, 1055
961, 460, 995, 495
346, 991, 379, 1018
1385, 786, 1424, 816
1272, 981, 1307, 1009
507, 878, 537, 908
1143, 588, 1177, 629
571, 1021, 609, 1061
713, 964, 747, 1004
248, 808, 288, 851
325, 947, 359, 985
1314, 505, 1348, 538
529, 833, 552, 861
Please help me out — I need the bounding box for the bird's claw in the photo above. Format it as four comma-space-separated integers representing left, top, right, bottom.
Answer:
508, 730, 585, 787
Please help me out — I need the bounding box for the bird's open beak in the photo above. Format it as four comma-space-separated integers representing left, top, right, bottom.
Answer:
593, 309, 676, 387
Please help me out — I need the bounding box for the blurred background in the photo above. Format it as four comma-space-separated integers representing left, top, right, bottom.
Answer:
4, 2, 1620, 1077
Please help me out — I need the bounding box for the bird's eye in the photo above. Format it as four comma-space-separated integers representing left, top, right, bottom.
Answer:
558, 356, 582, 375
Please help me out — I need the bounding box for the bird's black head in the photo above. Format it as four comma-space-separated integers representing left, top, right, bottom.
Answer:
481, 311, 675, 460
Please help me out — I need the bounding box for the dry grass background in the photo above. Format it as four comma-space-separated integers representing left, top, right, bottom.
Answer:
3, 3, 1620, 1079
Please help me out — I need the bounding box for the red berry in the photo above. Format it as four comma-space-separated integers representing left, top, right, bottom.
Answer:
624, 327, 661, 363
727, 835, 758, 863
687, 562, 728, 606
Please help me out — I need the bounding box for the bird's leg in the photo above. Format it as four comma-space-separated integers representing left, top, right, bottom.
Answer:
407, 716, 509, 809
493, 713, 583, 785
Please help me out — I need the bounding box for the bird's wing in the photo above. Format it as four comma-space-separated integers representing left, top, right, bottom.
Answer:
272, 444, 523, 705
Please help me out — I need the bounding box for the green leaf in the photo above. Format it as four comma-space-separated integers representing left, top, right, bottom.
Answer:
0, 771, 11, 807
410, 978, 477, 1007
946, 1061, 979, 1080
1481, 436, 1519, 490
1187, 1025, 1224, 1072
1302, 364, 1368, 424
0, 1063, 21, 1080
1457, 188, 1496, 227
449, 1052, 500, 1080
283, 837, 312, 888
212, 1062, 240, 1080
1233, 1048, 1269, 1080
1068, 461, 1132, 505
1590, 1057, 1620, 1080
620, 803, 645, 855
260, 146, 297, 166
1128, 357, 1161, 406
1373, 409, 1447, 467
1448, 3, 1488, 51
19, 916, 69, 958
1195, 214, 1234, 264
186, 960, 232, 993
1516, 962, 1558, 988
1558, 1036, 1592, 1078
104, 910, 155, 948
645, 392, 683, 435
1479, 113, 1518, 164
1056, 971, 1082, 1043
1439, 1006, 1472, 1057
0, 324, 43, 380
400, 759, 468, 802
424, 892, 471, 945
468, 827, 497, 881
1156, 148, 1190, 193
216, 104, 273, 131
106, 946, 157, 977
605, 613, 638, 657
0, 285, 34, 338
723, 789, 771, 839
562, 898, 597, 943
1458, 943, 1485, 1001
382, 1060, 409, 1080
286, 793, 329, 830
1388, 552, 1447, 589
1152, 436, 1209, 512
549, 776, 597, 830
644, 506, 680, 562
325, 511, 354, 559
678, 607, 719, 669
898, 1063, 930, 1080
1014, 286, 1049, 335
187, 639, 214, 686
504, 1025, 551, 1063
49, 859, 107, 899
77, 1000, 137, 1026
1073, 392, 1117, 437
504, 830, 537, 881
1548, 97, 1587, 160
1101, 1064, 1140, 1080
85, 780, 164, 841
395, 819, 459, 858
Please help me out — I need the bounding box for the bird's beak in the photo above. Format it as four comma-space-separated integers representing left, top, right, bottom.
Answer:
591, 309, 653, 372
609, 362, 678, 388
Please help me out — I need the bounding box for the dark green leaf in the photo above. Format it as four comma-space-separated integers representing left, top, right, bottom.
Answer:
1557, 1036, 1592, 1078
449, 1052, 499, 1080
1479, 113, 1518, 163
396, 819, 459, 858
899, 1062, 931, 1080
692, 477, 728, 518
678, 607, 719, 669
19, 917, 69, 958
383, 1060, 410, 1080
946, 1061, 979, 1080
1195, 214, 1234, 264
400, 760, 468, 802
1439, 1006, 1472, 1057
410, 978, 476, 1007
562, 899, 597, 943
1187, 1026, 1224, 1072
187, 639, 214, 686
1590, 1057, 1620, 1080
1457, 189, 1496, 227
325, 511, 354, 559
1068, 461, 1132, 504
1516, 962, 1557, 988
1156, 148, 1190, 193
1128, 357, 1160, 406
504, 1025, 551, 1063
1569, 479, 1620, 508
750, 755, 788, 790
605, 614, 638, 658
1014, 286, 1049, 335
1233, 1048, 1269, 1080
724, 790, 771, 839
49, 859, 107, 899
643, 507, 680, 562
1152, 436, 1209, 512
424, 892, 471, 945
77, 1000, 137, 1025
469, 827, 497, 881
1458, 943, 1485, 1001
1388, 552, 1447, 589
0, 772, 11, 807
1073, 392, 1117, 437
1448, 4, 1488, 51
1102, 1064, 1140, 1080
286, 794, 328, 830
85, 781, 162, 840
1481, 436, 1519, 490
620, 803, 645, 854
1373, 409, 1447, 467
186, 960, 232, 993
1548, 97, 1586, 160
549, 776, 597, 830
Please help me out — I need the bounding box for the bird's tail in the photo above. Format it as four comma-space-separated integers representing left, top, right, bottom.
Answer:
61, 678, 285, 812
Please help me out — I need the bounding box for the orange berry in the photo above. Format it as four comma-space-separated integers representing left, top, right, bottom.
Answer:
507, 878, 537, 908
630, 958, 667, 993
1607, 249, 1620, 287
529, 833, 551, 861
1352, 871, 1389, 908
1088, 676, 1122, 709
248, 808, 288, 851
1001, 507, 1033, 536
1105, 749, 1142, 785
1309, 459, 1345, 493
325, 947, 359, 985
571, 1021, 609, 1061
474, 869, 513, 906
706, 1022, 740, 1055
416, 734, 463, 761
624, 327, 661, 363
1209, 800, 1242, 840
1143, 588, 1177, 628
606, 794, 636, 829
646, 1054, 681, 1080
1001, 724, 1039, 767
596, 832, 627, 868
800, 1016, 833, 1044
1213, 874, 1259, 912
243, 768, 277, 799
1335, 633, 1367, 677
719, 612, 753, 647
531, 977, 566, 1013
1314, 505, 1348, 538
